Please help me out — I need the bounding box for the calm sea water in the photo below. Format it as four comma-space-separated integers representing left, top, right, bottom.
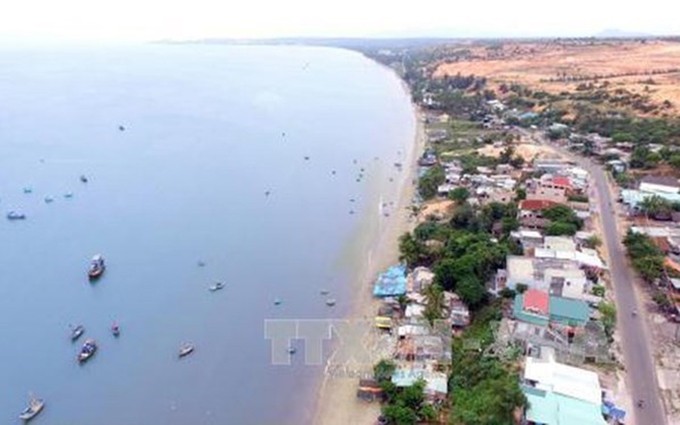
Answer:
0, 44, 415, 424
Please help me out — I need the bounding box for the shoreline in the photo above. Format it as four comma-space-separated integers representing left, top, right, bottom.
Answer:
312, 74, 425, 425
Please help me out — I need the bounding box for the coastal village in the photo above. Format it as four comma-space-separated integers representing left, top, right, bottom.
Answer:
347, 39, 680, 425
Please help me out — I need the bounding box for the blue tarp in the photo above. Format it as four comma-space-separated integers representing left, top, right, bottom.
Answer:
373, 264, 407, 297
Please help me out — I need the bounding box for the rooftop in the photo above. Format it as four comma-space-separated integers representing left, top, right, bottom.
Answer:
520, 199, 560, 211
523, 385, 607, 425
524, 289, 550, 315
524, 352, 602, 405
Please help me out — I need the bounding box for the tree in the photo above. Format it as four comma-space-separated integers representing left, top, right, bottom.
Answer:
515, 187, 527, 201
545, 221, 578, 236
398, 233, 427, 268
418, 165, 445, 200
450, 187, 470, 204
457, 275, 486, 308
599, 302, 616, 338
585, 235, 602, 249
382, 404, 417, 425
423, 283, 444, 324
374, 359, 396, 382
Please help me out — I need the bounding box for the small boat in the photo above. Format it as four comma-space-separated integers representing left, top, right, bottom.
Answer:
63, 192, 74, 199
287, 346, 297, 355
178, 343, 194, 358
111, 322, 120, 337
197, 260, 206, 267
274, 298, 282, 306
78, 339, 97, 363
118, 125, 126, 131
325, 298, 337, 307
44, 196, 54, 203
320, 289, 330, 295
70, 324, 85, 342
88, 255, 105, 280
23, 187, 32, 194
80, 175, 88, 183
209, 281, 225, 292
19, 395, 44, 421
7, 211, 26, 220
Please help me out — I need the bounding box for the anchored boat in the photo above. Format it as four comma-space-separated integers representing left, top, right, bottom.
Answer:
178, 343, 194, 358
88, 255, 105, 280
70, 324, 85, 342
19, 395, 44, 422
78, 339, 97, 363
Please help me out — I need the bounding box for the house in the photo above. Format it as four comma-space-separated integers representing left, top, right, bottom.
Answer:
392, 367, 448, 401
373, 265, 407, 297
639, 175, 680, 194
526, 175, 569, 204
409, 267, 435, 292
510, 229, 544, 253
448, 297, 471, 330
534, 159, 569, 174
523, 347, 605, 404
513, 289, 590, 329
519, 199, 560, 219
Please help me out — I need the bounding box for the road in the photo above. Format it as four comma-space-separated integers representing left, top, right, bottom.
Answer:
525, 129, 667, 425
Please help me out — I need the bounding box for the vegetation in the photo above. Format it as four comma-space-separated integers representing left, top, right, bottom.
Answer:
623, 230, 665, 283
449, 302, 527, 425
542, 205, 584, 236
599, 302, 617, 338
449, 187, 470, 204
418, 165, 446, 200
373, 359, 437, 425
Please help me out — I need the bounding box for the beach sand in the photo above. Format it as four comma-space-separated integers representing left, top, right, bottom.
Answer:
312, 98, 425, 425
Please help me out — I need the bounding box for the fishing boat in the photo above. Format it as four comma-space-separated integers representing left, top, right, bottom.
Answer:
80, 175, 88, 183
78, 339, 97, 363
18, 395, 44, 422
23, 187, 32, 194
178, 343, 194, 358
70, 324, 85, 342
325, 298, 337, 307
6, 211, 26, 220
209, 281, 225, 292
111, 322, 120, 337
44, 196, 54, 203
88, 255, 105, 280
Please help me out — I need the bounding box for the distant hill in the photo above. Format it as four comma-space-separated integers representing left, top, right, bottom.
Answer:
594, 29, 654, 38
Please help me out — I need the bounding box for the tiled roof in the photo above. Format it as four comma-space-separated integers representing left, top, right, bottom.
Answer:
524, 289, 550, 315
552, 176, 572, 188
520, 199, 559, 211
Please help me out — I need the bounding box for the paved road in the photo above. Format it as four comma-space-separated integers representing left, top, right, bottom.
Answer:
588, 163, 666, 425
526, 129, 667, 424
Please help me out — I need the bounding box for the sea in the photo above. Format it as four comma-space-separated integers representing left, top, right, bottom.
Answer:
0, 43, 416, 424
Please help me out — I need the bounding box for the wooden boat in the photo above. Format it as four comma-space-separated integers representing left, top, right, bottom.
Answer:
325, 298, 337, 306
78, 339, 97, 363
70, 324, 85, 342
19, 395, 44, 421
80, 175, 88, 183
209, 281, 225, 292
178, 343, 194, 358
88, 255, 105, 280
111, 322, 120, 337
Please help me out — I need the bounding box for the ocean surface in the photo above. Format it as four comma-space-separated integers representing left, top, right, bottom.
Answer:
0, 44, 415, 424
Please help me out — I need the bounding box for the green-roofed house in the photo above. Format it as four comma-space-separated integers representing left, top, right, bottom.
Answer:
513, 290, 590, 331
523, 385, 607, 425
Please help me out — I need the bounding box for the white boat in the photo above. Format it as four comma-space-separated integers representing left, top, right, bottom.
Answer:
19, 395, 44, 421
209, 281, 225, 292
88, 255, 105, 280
178, 343, 194, 358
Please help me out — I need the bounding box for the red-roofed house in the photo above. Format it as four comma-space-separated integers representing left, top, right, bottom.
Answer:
523, 289, 550, 315
519, 199, 559, 220
526, 175, 569, 204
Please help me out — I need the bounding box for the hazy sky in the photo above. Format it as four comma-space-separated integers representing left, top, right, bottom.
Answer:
0, 0, 676, 41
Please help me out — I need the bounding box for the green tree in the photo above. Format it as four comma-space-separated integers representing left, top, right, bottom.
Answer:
546, 221, 578, 236
457, 275, 486, 308
418, 165, 445, 200
599, 302, 617, 338
374, 359, 396, 382
398, 233, 427, 268
515, 187, 527, 201
450, 187, 470, 204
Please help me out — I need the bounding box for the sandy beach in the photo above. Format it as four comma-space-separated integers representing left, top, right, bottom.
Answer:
312, 92, 425, 425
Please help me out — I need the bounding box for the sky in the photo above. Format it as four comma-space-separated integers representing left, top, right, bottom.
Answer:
0, 0, 677, 42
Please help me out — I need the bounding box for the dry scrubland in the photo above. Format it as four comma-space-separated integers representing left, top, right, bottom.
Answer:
434, 40, 680, 115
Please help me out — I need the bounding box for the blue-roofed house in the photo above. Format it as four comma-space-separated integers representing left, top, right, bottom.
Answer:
373, 264, 407, 297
